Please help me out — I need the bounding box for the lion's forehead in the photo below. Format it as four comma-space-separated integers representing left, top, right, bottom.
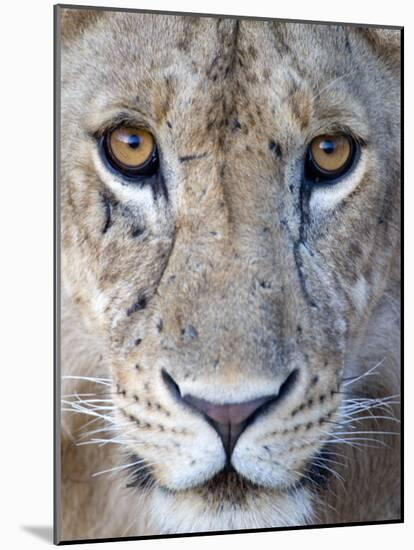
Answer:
73, 15, 350, 80
65, 16, 359, 131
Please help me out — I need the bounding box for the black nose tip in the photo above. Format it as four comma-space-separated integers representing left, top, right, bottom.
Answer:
181, 394, 275, 457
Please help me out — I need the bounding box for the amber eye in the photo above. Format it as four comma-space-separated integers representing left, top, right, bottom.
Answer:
102, 127, 159, 178
305, 134, 358, 183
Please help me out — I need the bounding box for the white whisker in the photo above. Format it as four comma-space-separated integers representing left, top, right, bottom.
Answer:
63, 375, 113, 387
342, 359, 386, 387
92, 459, 147, 478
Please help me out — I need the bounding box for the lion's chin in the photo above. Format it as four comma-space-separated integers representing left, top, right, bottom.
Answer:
124, 453, 315, 534
137, 476, 314, 534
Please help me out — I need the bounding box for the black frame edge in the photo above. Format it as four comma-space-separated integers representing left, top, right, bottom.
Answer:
54, 3, 62, 546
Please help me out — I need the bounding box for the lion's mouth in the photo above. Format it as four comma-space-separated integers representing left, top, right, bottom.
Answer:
158, 469, 270, 502
125, 453, 267, 496
191, 470, 264, 499
125, 448, 333, 497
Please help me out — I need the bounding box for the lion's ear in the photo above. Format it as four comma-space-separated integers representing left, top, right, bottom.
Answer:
356, 28, 402, 73
59, 7, 103, 44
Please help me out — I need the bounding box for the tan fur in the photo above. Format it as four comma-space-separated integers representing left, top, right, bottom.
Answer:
58, 7, 401, 541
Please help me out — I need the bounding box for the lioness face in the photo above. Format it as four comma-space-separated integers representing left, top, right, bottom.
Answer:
61, 12, 400, 526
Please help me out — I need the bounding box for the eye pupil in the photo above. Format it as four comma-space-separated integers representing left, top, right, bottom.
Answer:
319, 140, 335, 155
127, 134, 141, 149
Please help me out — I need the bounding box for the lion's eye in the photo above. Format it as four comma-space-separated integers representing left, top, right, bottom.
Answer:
305, 134, 358, 183
102, 127, 159, 178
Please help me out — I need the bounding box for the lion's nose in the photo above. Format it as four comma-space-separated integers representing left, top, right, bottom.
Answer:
181, 394, 275, 457
162, 369, 299, 458
162, 370, 298, 460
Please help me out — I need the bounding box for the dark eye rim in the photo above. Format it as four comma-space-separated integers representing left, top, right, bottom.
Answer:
304, 133, 360, 185
99, 129, 160, 180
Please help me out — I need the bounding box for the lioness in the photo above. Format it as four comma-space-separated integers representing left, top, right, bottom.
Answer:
58, 7, 401, 541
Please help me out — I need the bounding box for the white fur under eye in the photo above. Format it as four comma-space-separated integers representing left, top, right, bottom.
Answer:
92, 148, 159, 221
309, 151, 367, 212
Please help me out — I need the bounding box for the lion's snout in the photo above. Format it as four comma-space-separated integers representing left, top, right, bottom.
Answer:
161, 366, 301, 459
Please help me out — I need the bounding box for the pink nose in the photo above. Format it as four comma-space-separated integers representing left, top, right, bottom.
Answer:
162, 369, 299, 458
182, 394, 275, 456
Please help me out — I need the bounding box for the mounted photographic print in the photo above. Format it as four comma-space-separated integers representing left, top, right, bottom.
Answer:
54, 4, 403, 544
